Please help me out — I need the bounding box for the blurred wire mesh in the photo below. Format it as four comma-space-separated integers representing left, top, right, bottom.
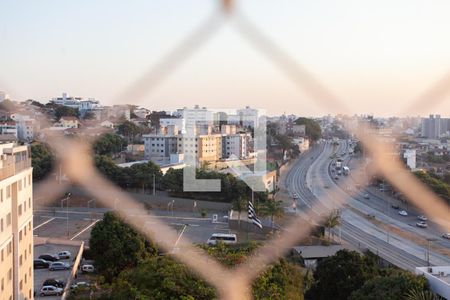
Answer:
22, 1, 450, 299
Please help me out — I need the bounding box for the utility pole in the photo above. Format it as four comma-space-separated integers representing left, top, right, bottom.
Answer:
152, 174, 156, 196
61, 192, 71, 239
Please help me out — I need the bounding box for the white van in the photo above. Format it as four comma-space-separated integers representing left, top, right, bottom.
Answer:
207, 233, 237, 245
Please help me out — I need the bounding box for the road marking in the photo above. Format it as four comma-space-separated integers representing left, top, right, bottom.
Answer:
41, 216, 68, 220
70, 219, 101, 241
33, 217, 56, 230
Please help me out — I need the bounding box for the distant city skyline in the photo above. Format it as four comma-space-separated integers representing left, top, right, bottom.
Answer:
1, 0, 450, 116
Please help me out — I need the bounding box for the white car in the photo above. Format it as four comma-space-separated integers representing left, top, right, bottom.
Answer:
417, 215, 428, 221
363, 194, 370, 199
416, 221, 428, 228
71, 281, 90, 290
40, 286, 63, 296
58, 250, 71, 259
81, 264, 95, 273
442, 233, 450, 239
293, 193, 299, 199
207, 233, 237, 245
398, 210, 408, 216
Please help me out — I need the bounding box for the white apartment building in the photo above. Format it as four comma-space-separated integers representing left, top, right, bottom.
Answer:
222, 134, 251, 159
0, 123, 18, 137
402, 149, 416, 170
173, 106, 214, 131
237, 106, 259, 128
0, 141, 34, 300
159, 118, 185, 133
10, 115, 36, 143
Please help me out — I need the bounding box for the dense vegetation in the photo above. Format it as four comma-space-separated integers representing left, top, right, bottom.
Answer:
87, 212, 304, 300
295, 117, 322, 142
413, 170, 450, 204
306, 250, 430, 300
30, 143, 54, 181
93, 133, 127, 156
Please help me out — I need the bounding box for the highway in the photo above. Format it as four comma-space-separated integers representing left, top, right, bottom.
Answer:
285, 139, 450, 271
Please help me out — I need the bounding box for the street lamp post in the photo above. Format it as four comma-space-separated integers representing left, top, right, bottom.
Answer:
87, 199, 95, 221
61, 192, 71, 239
426, 238, 437, 267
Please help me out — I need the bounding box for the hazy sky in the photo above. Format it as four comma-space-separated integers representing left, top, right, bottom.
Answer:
1, 0, 450, 116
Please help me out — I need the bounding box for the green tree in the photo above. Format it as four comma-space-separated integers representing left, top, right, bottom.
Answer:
323, 210, 341, 241
89, 212, 158, 282
106, 256, 216, 300
232, 196, 248, 229
306, 250, 378, 300
405, 288, 437, 300
55, 105, 78, 120
31, 143, 54, 181
414, 170, 450, 204
349, 270, 428, 300
93, 133, 127, 156
117, 120, 141, 144
129, 161, 163, 192
259, 200, 284, 231
295, 117, 322, 142
253, 259, 304, 300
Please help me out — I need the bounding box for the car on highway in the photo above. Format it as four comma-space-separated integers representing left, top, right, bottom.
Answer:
363, 194, 370, 199
417, 215, 428, 221
398, 210, 408, 216
391, 204, 400, 209
39, 286, 63, 297
416, 221, 428, 228
38, 254, 59, 262
34, 259, 50, 269
442, 233, 450, 239
293, 193, 299, 199
42, 279, 65, 288
49, 262, 70, 271
57, 250, 71, 259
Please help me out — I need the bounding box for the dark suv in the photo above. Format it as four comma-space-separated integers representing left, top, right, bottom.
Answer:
38, 254, 59, 262
43, 279, 65, 288
33, 259, 50, 269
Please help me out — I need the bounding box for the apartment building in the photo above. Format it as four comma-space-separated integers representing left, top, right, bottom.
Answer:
0, 140, 33, 300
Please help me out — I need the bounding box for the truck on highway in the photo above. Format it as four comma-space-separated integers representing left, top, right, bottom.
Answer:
343, 166, 350, 175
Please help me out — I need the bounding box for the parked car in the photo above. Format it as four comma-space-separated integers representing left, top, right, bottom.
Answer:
42, 279, 65, 288
334, 176, 339, 180
207, 233, 237, 245
442, 233, 450, 239
293, 193, 299, 199
71, 281, 90, 290
417, 215, 428, 221
398, 210, 408, 216
81, 264, 95, 273
391, 204, 400, 209
57, 251, 71, 259
363, 194, 370, 199
416, 221, 428, 228
34, 259, 50, 269
39, 254, 59, 262
49, 262, 70, 271
39, 286, 63, 296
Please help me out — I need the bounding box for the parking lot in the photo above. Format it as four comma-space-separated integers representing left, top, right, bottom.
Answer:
34, 244, 80, 299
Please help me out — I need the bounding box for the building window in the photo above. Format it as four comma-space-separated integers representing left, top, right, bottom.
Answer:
1, 218, 3, 232
19, 255, 22, 266
1, 278, 3, 291
28, 198, 31, 209
8, 268, 11, 280
6, 186, 10, 198
19, 230, 22, 241
0, 189, 2, 202
6, 214, 10, 226
1, 249, 3, 261
18, 180, 22, 191
18, 204, 22, 216
7, 242, 11, 255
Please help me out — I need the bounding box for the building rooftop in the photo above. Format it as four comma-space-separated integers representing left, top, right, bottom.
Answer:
292, 245, 347, 259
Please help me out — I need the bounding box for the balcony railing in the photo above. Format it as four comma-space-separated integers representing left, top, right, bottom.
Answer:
0, 158, 31, 181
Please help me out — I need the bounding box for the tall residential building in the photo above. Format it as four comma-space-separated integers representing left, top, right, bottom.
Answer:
0, 140, 33, 300
421, 114, 450, 139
